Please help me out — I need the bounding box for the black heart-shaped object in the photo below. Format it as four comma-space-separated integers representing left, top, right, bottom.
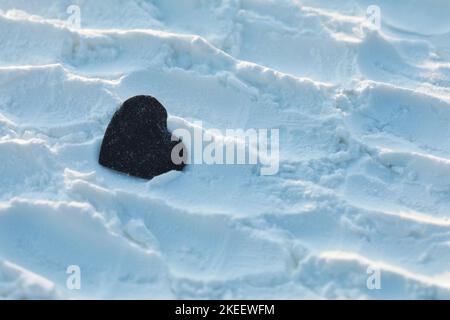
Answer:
99, 95, 185, 180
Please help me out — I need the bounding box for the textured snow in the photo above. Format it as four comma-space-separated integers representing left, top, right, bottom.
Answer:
0, 0, 450, 299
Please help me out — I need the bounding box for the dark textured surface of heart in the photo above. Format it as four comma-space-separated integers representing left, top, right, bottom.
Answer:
99, 95, 185, 180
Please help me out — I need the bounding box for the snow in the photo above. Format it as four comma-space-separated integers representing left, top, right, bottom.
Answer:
0, 0, 450, 299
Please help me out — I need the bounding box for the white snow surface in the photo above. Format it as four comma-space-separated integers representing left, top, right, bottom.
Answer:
1, 0, 450, 299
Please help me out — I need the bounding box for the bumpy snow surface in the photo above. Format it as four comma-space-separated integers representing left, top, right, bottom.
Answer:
1, 0, 450, 299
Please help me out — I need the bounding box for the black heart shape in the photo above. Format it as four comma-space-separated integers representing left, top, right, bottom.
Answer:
99, 95, 186, 180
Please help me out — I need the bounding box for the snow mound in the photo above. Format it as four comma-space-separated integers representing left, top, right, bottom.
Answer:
0, 260, 59, 299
